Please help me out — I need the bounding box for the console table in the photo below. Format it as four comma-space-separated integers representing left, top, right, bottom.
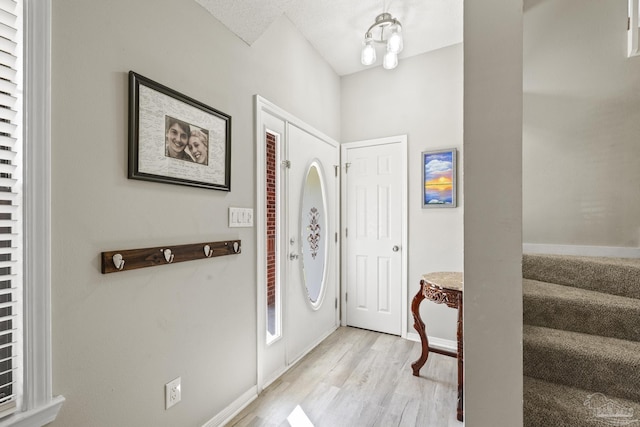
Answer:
411, 272, 463, 422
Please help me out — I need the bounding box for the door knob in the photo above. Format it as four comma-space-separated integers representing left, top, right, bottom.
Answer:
289, 253, 299, 260
392, 245, 400, 252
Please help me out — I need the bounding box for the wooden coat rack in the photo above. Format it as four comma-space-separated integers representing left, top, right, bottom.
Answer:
101, 240, 241, 274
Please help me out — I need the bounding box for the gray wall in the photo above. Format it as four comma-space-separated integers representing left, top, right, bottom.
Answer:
463, 0, 523, 424
523, 0, 640, 248
341, 45, 463, 343
51, 1, 339, 426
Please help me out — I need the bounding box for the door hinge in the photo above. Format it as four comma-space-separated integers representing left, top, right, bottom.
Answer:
629, 16, 631, 31
345, 228, 348, 238
335, 298, 338, 309
345, 292, 348, 302
282, 160, 291, 168
335, 232, 338, 243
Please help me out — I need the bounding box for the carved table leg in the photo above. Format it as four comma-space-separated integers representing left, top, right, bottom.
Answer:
457, 296, 464, 422
411, 281, 429, 376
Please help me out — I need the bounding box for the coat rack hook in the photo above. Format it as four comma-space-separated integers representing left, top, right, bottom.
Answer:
162, 248, 174, 263
112, 253, 125, 270
204, 244, 213, 257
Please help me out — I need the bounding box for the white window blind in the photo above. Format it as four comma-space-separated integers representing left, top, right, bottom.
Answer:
0, 0, 19, 419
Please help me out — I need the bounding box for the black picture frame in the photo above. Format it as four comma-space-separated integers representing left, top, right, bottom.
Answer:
128, 71, 231, 191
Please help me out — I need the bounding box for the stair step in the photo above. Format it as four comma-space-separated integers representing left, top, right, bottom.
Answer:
523, 325, 640, 402
524, 376, 640, 427
524, 279, 640, 341
523, 254, 640, 299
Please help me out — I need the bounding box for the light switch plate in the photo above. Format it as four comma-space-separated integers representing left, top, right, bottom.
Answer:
229, 207, 254, 228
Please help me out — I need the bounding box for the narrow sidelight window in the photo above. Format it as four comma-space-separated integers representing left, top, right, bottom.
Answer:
265, 131, 281, 343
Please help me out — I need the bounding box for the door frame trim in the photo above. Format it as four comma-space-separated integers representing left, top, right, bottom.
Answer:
340, 136, 409, 338
255, 95, 340, 391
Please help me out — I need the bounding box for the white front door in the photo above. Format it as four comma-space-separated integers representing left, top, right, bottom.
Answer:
286, 124, 339, 363
342, 137, 407, 336
256, 97, 339, 390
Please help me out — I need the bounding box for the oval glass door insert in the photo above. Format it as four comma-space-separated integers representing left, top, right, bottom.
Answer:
300, 161, 328, 308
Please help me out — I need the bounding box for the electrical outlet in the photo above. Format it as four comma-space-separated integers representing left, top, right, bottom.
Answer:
165, 377, 181, 409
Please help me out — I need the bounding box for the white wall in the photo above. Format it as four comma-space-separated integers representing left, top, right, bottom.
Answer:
523, 0, 640, 248
341, 45, 463, 343
50, 1, 339, 426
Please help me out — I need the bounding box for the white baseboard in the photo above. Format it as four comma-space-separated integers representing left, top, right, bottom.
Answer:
406, 332, 457, 353
523, 243, 640, 259
204, 325, 339, 427
202, 386, 257, 427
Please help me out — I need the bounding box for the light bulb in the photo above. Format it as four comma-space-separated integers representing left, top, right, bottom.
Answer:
361, 38, 376, 66
387, 25, 403, 54
383, 51, 398, 69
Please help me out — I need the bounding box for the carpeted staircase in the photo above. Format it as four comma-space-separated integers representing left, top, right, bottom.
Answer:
523, 253, 640, 427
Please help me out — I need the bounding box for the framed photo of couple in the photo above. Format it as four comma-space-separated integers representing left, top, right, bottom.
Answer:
128, 71, 231, 191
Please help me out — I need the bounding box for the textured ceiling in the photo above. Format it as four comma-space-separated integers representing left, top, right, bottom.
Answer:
195, 0, 463, 76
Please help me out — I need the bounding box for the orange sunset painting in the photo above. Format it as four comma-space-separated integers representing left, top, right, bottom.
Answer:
423, 149, 456, 207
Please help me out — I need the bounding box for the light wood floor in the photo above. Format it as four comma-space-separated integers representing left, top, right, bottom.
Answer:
228, 326, 463, 427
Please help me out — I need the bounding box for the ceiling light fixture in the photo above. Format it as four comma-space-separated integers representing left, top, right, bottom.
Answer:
360, 12, 404, 70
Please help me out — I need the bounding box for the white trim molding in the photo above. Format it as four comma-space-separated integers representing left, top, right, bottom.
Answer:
629, 0, 639, 57
523, 243, 640, 259
405, 332, 457, 354
0, 0, 66, 425
0, 398, 65, 427
201, 386, 257, 427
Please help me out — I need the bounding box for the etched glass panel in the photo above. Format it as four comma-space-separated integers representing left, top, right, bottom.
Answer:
301, 162, 328, 307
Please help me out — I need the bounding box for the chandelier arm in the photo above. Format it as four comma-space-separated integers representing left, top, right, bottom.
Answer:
364, 15, 403, 44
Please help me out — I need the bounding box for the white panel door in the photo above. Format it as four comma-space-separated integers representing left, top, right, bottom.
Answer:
343, 139, 406, 335
286, 124, 339, 363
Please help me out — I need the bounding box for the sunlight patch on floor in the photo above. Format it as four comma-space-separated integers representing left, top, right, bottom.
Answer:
286, 405, 314, 427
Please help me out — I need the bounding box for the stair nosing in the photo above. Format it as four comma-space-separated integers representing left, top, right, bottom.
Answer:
523, 278, 640, 307
523, 324, 640, 361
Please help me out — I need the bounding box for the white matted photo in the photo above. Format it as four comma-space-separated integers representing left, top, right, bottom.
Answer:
128, 71, 231, 191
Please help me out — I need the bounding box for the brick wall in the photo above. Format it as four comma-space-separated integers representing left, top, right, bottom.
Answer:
266, 132, 277, 307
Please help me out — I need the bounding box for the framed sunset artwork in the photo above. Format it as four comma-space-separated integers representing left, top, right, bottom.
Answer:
422, 148, 457, 208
